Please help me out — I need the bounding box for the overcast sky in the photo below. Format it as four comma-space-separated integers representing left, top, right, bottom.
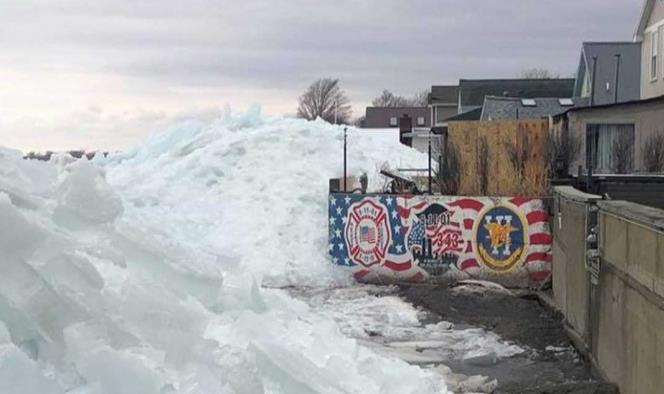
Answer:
0, 0, 643, 151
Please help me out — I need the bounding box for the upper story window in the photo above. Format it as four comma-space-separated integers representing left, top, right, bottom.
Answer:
417, 117, 425, 126
389, 117, 397, 127
651, 30, 659, 81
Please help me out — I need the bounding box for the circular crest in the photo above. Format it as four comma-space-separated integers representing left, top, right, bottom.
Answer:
472, 202, 529, 273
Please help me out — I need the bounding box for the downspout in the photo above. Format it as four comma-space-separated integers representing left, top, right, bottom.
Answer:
614, 54, 621, 104
590, 56, 598, 107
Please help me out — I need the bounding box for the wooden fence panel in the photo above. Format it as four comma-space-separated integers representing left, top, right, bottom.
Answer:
448, 119, 550, 197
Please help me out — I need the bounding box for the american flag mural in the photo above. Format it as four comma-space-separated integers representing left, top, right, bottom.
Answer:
328, 194, 552, 287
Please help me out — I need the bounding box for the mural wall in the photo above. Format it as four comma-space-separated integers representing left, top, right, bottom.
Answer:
328, 193, 552, 287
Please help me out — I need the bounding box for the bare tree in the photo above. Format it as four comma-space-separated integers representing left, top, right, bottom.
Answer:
519, 68, 559, 79
611, 132, 634, 174
434, 142, 460, 195
478, 137, 489, 194
547, 128, 582, 178
297, 78, 352, 124
642, 131, 664, 172
410, 89, 430, 106
371, 90, 410, 107
505, 133, 535, 194
372, 89, 430, 107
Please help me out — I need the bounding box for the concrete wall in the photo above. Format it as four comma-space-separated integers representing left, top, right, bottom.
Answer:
329, 193, 552, 288
566, 99, 664, 172
553, 186, 664, 394
553, 186, 600, 341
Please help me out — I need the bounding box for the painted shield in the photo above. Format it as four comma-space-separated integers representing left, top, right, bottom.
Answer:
345, 198, 391, 268
473, 203, 529, 273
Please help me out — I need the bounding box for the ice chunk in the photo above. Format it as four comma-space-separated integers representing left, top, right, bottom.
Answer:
0, 192, 46, 260
54, 160, 123, 225
0, 343, 62, 393
0, 322, 11, 344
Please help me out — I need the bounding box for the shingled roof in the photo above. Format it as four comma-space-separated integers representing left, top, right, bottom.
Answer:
458, 78, 575, 111
480, 96, 590, 121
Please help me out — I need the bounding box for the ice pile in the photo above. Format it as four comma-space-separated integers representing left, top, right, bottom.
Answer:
0, 108, 451, 393
104, 106, 428, 287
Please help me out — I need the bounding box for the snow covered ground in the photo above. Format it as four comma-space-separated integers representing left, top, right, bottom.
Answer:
0, 107, 520, 393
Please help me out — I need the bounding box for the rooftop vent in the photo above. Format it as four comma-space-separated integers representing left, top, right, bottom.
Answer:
521, 99, 536, 107
558, 98, 574, 106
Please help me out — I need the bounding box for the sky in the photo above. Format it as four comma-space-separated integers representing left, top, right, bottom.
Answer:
0, 0, 644, 152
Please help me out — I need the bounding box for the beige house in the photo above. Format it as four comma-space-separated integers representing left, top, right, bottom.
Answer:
635, 0, 664, 98
555, 96, 664, 174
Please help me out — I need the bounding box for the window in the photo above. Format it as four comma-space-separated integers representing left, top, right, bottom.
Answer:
389, 117, 397, 127
558, 98, 574, 107
417, 116, 425, 126
521, 99, 536, 107
652, 30, 658, 81
586, 124, 635, 173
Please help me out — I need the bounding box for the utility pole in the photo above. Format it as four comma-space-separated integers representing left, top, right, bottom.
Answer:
614, 54, 621, 104
343, 127, 347, 192
428, 134, 432, 195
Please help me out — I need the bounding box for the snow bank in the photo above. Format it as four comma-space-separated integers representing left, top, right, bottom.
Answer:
0, 109, 451, 393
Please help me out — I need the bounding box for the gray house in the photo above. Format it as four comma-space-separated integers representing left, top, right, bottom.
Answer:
363, 107, 429, 128
427, 85, 459, 127
573, 42, 641, 105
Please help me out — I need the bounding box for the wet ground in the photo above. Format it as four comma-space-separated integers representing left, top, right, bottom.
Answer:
289, 283, 618, 393
398, 283, 618, 394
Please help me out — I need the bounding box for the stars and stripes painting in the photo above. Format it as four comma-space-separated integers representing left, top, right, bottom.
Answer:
329, 193, 552, 287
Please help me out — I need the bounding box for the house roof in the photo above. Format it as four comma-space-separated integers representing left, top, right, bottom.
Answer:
480, 96, 590, 121
428, 85, 459, 105
458, 78, 576, 108
574, 42, 641, 104
635, 0, 655, 40
446, 107, 482, 122
558, 93, 664, 117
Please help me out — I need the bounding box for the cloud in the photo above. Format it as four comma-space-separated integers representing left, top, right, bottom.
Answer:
0, 0, 644, 150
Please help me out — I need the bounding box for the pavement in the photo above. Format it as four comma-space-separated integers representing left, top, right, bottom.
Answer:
398, 282, 618, 394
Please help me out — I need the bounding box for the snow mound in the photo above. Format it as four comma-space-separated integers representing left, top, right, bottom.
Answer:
0, 109, 450, 393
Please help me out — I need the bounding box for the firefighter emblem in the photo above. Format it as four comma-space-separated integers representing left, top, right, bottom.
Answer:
345, 199, 391, 268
